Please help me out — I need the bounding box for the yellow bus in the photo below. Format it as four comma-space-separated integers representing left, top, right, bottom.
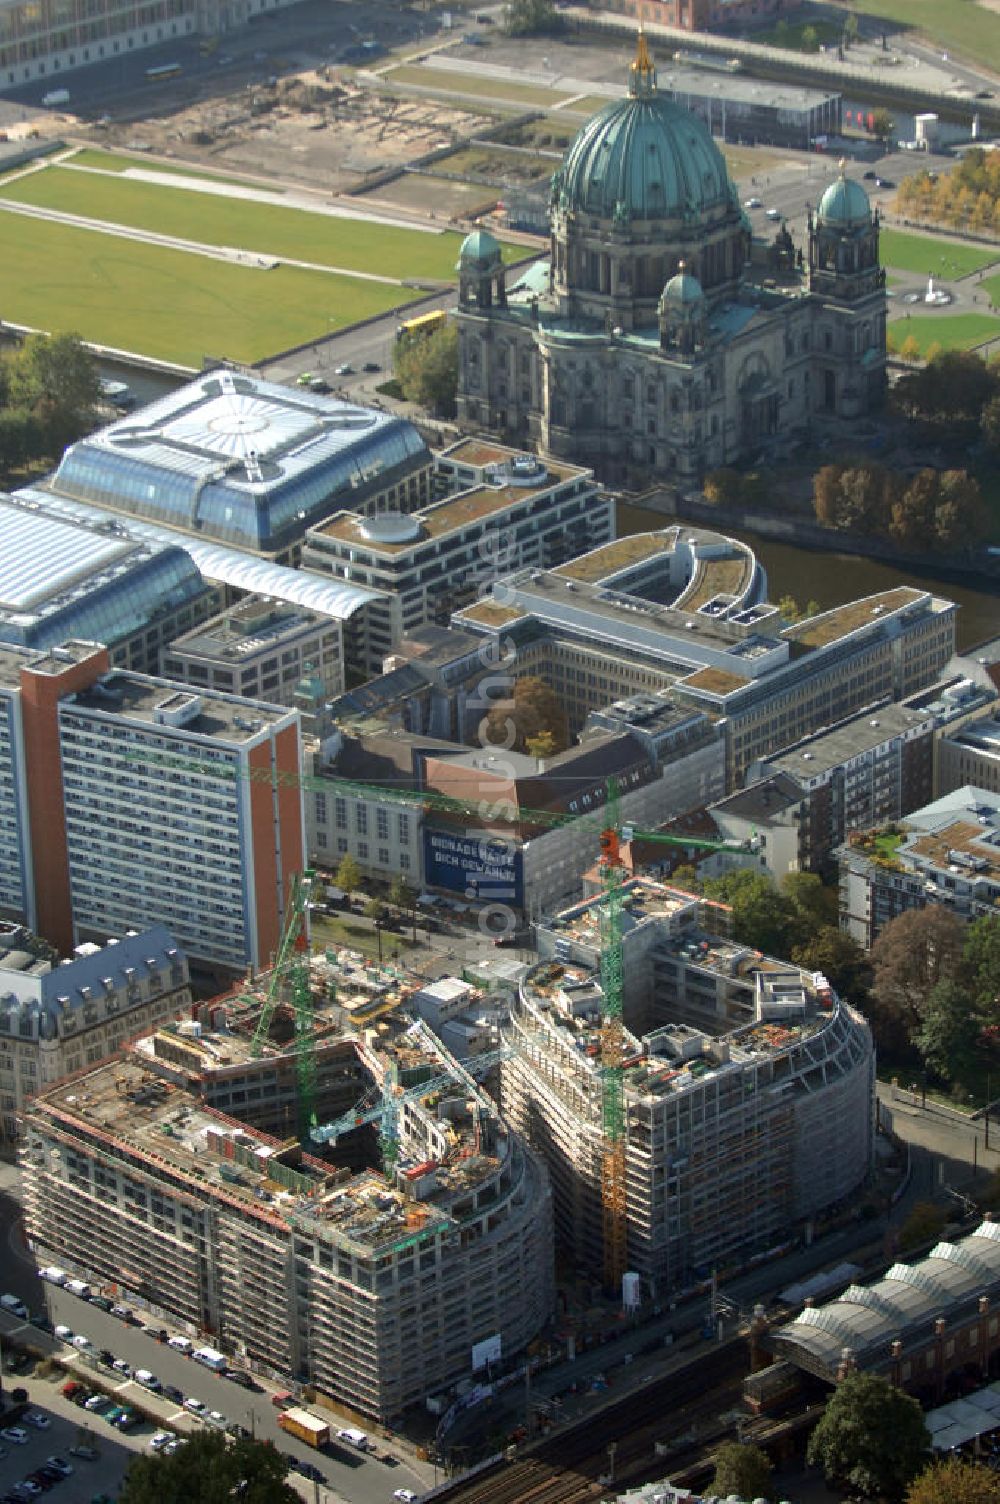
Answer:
145, 62, 182, 83
396, 309, 447, 343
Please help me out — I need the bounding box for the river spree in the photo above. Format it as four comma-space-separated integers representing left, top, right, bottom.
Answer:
618, 503, 998, 654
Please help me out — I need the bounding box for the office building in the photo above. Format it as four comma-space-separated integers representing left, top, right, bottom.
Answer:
0, 0, 302, 89
0, 924, 189, 1140
311, 702, 724, 918
0, 639, 303, 974
711, 701, 937, 879
0, 492, 214, 672
21, 1005, 553, 1421
160, 596, 344, 706
838, 787, 1000, 949
302, 440, 611, 679
456, 532, 957, 786
50, 370, 433, 562
502, 877, 874, 1291
938, 712, 1000, 798
455, 37, 883, 484
620, 1, 804, 33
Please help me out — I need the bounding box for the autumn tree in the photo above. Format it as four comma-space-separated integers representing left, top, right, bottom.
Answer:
807, 1371, 930, 1501
711, 1441, 773, 1502
813, 464, 846, 527
899, 333, 921, 363
702, 467, 744, 505
792, 926, 869, 1007
965, 917, 1000, 1022
335, 853, 362, 896
898, 1200, 948, 1255
483, 674, 568, 755
907, 1456, 1000, 1504
869, 907, 967, 1057
394, 322, 459, 417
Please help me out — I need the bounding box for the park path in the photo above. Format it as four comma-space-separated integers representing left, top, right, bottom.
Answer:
0, 194, 408, 284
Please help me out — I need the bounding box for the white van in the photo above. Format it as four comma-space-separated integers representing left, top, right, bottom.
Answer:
193, 1345, 227, 1372
0, 1293, 28, 1318
337, 1427, 370, 1451
168, 1335, 193, 1353
64, 1278, 92, 1298
41, 88, 70, 107
135, 1369, 161, 1390
39, 1267, 67, 1285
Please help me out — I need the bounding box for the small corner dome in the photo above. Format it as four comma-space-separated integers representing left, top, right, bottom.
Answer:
457, 227, 503, 269
661, 265, 704, 306
817, 173, 871, 229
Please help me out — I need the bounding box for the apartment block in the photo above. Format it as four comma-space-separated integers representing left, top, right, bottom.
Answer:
710, 701, 937, 879
0, 924, 189, 1140
0, 640, 304, 974
22, 1011, 553, 1420
838, 787, 1000, 949
502, 878, 874, 1292
938, 713, 1000, 798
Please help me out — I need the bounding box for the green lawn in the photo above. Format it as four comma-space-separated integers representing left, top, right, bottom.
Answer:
879, 226, 1000, 278
980, 272, 1000, 310
387, 63, 573, 107
0, 164, 516, 281
889, 311, 1000, 354
829, 0, 1000, 67
754, 19, 843, 50
0, 209, 415, 365
66, 147, 264, 189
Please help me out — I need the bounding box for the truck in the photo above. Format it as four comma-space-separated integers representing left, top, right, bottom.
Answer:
278, 1408, 330, 1449
193, 1345, 227, 1372
41, 88, 70, 107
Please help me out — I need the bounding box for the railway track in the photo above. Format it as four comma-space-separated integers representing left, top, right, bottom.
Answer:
433, 1341, 745, 1504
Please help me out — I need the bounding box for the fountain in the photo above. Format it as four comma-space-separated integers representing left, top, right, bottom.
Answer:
924, 273, 952, 307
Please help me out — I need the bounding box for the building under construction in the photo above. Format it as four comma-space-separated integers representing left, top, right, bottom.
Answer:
21, 952, 553, 1421
501, 879, 874, 1296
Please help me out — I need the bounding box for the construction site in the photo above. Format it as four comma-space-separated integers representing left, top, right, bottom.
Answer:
20, 920, 554, 1423
501, 875, 876, 1295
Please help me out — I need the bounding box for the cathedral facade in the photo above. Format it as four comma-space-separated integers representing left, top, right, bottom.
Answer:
455, 35, 886, 487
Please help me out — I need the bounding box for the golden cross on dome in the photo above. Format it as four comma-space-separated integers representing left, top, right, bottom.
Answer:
629, 24, 656, 95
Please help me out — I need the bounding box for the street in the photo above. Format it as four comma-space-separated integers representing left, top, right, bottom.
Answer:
1, 1284, 431, 1504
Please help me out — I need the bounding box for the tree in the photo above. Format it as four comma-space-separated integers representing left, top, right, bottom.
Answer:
898, 1199, 948, 1254
843, 12, 859, 47
872, 108, 895, 146
335, 853, 362, 895
5, 331, 101, 450
982, 393, 1000, 452
782, 871, 838, 931
899, 334, 921, 363
483, 674, 568, 754
813, 464, 846, 526
503, 0, 561, 36
870, 907, 966, 1056
935, 469, 989, 552
119, 1429, 297, 1504
964, 917, 1000, 1021
389, 874, 415, 913
394, 322, 459, 417
792, 926, 869, 1007
702, 467, 743, 505
364, 897, 386, 923
801, 23, 819, 51
700, 869, 802, 957
711, 1440, 773, 1501
807, 1371, 930, 1501
916, 978, 981, 1082
907, 1456, 1000, 1504
525, 728, 558, 758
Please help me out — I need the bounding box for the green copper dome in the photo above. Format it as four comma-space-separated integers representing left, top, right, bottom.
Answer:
817, 173, 871, 229
558, 47, 734, 225
662, 265, 704, 305
457, 227, 502, 268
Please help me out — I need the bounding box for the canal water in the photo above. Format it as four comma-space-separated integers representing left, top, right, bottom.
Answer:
618, 502, 998, 654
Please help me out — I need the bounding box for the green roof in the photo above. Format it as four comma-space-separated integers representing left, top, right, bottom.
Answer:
458, 228, 503, 268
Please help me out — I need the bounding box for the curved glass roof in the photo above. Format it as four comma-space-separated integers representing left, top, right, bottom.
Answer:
51, 371, 429, 554
15, 489, 383, 623
0, 497, 206, 651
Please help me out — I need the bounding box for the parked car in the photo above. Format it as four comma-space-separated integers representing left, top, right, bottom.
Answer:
149, 1432, 173, 1451
53, 1326, 72, 1342
71, 1334, 92, 1350
87, 1296, 113, 1312
308, 376, 330, 393
25, 1415, 51, 1430
84, 1396, 112, 1413
765, 207, 781, 221
743, 196, 762, 208
67, 1446, 98, 1461
362, 361, 381, 373
1, 1429, 28, 1445
43, 1459, 71, 1478
863, 169, 877, 180
97, 1349, 115, 1367
162, 1384, 185, 1404
60, 1382, 83, 1400
294, 1460, 325, 1482
184, 1398, 206, 1415
112, 1359, 132, 1377
334, 363, 353, 376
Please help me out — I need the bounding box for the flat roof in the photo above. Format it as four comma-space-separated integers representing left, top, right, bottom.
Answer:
767, 701, 935, 778
784, 588, 928, 650
168, 598, 332, 662
682, 666, 751, 696
440, 438, 584, 480
66, 670, 292, 743
316, 476, 568, 555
